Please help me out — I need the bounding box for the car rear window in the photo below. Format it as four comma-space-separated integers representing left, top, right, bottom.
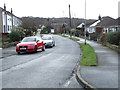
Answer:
42, 36, 52, 40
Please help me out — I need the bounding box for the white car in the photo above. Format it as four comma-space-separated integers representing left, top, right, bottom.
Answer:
42, 35, 55, 48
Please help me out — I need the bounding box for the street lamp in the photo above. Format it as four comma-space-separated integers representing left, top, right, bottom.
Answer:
84, 0, 87, 45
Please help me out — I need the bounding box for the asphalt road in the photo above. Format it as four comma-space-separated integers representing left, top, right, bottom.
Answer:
1, 35, 83, 88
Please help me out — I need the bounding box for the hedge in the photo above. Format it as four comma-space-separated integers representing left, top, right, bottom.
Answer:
106, 31, 120, 46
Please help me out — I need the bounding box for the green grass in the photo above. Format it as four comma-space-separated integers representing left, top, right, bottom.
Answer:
80, 43, 97, 66
40, 34, 44, 37
70, 37, 79, 41
0, 41, 2, 48
60, 34, 68, 37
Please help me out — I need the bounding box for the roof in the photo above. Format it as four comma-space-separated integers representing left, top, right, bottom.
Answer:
77, 23, 85, 28
89, 20, 101, 27
88, 16, 119, 28
0, 7, 21, 20
96, 16, 118, 27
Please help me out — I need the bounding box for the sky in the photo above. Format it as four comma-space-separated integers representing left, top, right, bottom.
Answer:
0, 0, 120, 19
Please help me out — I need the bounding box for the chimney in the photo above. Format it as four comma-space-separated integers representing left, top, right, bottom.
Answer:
98, 15, 102, 21
4, 3, 6, 10
11, 8, 13, 14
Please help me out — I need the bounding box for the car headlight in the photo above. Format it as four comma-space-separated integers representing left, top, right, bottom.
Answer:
28, 44, 34, 46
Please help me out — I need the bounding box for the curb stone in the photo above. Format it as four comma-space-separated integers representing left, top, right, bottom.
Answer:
76, 65, 98, 90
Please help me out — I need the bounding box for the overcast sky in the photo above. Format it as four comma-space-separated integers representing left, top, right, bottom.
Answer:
0, 0, 119, 19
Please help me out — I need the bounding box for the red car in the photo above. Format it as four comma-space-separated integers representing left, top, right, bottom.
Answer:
16, 36, 45, 54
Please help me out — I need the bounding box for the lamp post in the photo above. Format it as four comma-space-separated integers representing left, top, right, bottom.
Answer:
84, 0, 87, 45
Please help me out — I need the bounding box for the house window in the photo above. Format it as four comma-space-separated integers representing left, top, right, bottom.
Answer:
3, 25, 5, 33
8, 26, 9, 31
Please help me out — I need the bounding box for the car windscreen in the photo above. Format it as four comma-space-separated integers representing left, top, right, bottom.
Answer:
42, 36, 52, 40
22, 38, 36, 42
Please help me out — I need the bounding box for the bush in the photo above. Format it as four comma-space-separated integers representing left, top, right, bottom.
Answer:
9, 30, 21, 42
106, 31, 120, 46
9, 27, 25, 42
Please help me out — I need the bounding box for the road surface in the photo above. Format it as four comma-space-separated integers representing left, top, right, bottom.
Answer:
1, 35, 83, 89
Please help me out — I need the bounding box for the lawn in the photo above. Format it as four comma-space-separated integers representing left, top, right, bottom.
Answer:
40, 34, 44, 37
0, 42, 2, 48
80, 43, 97, 66
60, 34, 68, 37
70, 37, 79, 41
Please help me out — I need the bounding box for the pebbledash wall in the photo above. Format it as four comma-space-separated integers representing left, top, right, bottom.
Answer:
0, 4, 22, 39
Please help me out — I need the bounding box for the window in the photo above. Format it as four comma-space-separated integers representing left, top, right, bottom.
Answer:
8, 26, 9, 31
3, 25, 5, 33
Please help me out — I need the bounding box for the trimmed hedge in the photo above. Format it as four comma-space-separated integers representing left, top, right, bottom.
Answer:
106, 31, 120, 46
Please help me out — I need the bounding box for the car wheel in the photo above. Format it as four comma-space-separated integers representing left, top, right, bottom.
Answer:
17, 52, 20, 54
34, 46, 37, 52
50, 42, 54, 48
42, 45, 45, 51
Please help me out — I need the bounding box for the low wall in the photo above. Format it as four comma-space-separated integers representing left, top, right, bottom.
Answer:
105, 42, 120, 53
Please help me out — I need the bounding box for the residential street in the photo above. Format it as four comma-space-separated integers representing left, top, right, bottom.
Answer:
1, 35, 83, 88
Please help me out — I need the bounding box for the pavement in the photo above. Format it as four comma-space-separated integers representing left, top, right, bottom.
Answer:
75, 37, 119, 89
0, 46, 16, 58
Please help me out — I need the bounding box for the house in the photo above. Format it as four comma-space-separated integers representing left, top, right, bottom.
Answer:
76, 23, 85, 29
87, 16, 120, 40
0, 4, 22, 38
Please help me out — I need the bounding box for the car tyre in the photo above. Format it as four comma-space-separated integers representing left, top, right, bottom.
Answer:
17, 52, 20, 54
34, 45, 38, 52
42, 45, 45, 51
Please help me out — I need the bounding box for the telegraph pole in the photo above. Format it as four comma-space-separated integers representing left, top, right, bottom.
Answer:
69, 4, 72, 37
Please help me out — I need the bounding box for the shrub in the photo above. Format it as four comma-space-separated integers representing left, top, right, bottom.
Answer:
9, 27, 25, 42
106, 31, 120, 46
9, 30, 21, 42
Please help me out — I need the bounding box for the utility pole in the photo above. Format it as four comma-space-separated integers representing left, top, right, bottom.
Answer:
84, 0, 87, 45
69, 4, 72, 38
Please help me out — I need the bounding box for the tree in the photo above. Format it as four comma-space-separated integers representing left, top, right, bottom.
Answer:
21, 17, 38, 36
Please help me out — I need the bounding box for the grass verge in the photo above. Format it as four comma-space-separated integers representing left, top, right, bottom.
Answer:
0, 42, 2, 48
70, 37, 79, 41
80, 43, 97, 66
40, 34, 44, 37
60, 34, 68, 37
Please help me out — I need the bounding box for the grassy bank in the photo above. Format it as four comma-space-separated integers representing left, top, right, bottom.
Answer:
0, 42, 2, 48
80, 43, 97, 66
60, 34, 69, 37
70, 37, 79, 41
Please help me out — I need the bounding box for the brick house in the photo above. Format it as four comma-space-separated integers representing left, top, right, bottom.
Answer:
87, 16, 120, 41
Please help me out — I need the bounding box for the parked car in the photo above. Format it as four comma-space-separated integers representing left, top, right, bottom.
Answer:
16, 36, 45, 54
42, 35, 55, 48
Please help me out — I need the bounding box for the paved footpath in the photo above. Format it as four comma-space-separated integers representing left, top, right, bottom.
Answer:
0, 46, 16, 58
76, 37, 119, 89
